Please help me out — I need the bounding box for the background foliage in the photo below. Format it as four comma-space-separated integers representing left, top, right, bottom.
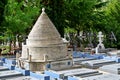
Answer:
0, 0, 120, 49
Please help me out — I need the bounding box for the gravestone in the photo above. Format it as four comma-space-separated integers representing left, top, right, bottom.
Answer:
103, 56, 120, 62
99, 63, 120, 74
81, 59, 116, 68
0, 70, 22, 78
97, 31, 105, 49
18, 8, 73, 72
73, 58, 96, 65
96, 31, 105, 54
0, 66, 9, 71
81, 74, 120, 80
3, 76, 40, 80
45, 68, 102, 79
107, 50, 120, 56
58, 68, 101, 77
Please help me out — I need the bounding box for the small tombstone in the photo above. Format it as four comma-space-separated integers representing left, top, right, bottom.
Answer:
96, 31, 105, 54
97, 31, 105, 49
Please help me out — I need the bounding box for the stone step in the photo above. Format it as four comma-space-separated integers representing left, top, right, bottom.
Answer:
73, 58, 96, 65
63, 71, 102, 80
0, 76, 40, 80
99, 63, 120, 74
78, 72, 102, 78
73, 58, 96, 62
81, 59, 116, 68
45, 68, 101, 80
63, 68, 99, 76
81, 74, 120, 80
0, 66, 9, 71
0, 70, 22, 78
104, 56, 120, 62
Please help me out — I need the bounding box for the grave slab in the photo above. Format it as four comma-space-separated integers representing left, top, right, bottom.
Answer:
0, 76, 40, 80
44, 70, 63, 79
104, 56, 120, 62
5, 58, 16, 65
59, 68, 102, 79
0, 70, 22, 78
30, 71, 50, 80
3, 63, 15, 70
0, 61, 3, 66
45, 68, 101, 80
81, 59, 116, 68
57, 68, 99, 76
0, 57, 6, 63
0, 66, 9, 71
99, 63, 120, 74
68, 76, 78, 80
107, 50, 120, 56
15, 67, 30, 76
73, 58, 96, 65
81, 74, 120, 80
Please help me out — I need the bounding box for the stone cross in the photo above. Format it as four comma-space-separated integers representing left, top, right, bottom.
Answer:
98, 31, 103, 44
97, 31, 105, 49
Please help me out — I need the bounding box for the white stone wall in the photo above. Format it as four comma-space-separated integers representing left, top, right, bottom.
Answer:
28, 44, 67, 60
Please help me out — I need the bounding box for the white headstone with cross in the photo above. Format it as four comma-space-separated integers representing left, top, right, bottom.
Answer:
97, 31, 105, 49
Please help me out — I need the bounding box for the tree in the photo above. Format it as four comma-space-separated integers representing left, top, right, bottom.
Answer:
103, 0, 120, 48
64, 0, 98, 48
65, 0, 97, 35
41, 0, 65, 37
3, 0, 40, 51
0, 0, 7, 34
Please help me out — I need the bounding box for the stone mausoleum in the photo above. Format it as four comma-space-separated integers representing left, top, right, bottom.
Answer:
18, 8, 73, 72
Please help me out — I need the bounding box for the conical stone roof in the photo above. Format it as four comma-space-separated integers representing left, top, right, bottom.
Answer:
23, 8, 67, 60
27, 8, 63, 47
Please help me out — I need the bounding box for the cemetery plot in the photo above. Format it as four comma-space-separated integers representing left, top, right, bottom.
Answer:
0, 66, 9, 71
81, 59, 116, 69
0, 70, 22, 78
99, 63, 120, 74
56, 68, 102, 78
72, 52, 104, 59
107, 50, 120, 56
81, 74, 120, 80
73, 58, 96, 65
1, 76, 40, 80
103, 56, 120, 62
45, 68, 102, 79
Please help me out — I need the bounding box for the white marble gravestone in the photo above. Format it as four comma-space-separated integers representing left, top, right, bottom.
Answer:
18, 8, 72, 72
96, 31, 105, 54
97, 31, 105, 49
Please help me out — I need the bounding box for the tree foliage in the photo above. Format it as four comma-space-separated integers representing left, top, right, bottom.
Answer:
0, 0, 7, 34
103, 0, 120, 48
3, 0, 40, 41
64, 0, 99, 35
0, 0, 120, 49
41, 0, 65, 37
